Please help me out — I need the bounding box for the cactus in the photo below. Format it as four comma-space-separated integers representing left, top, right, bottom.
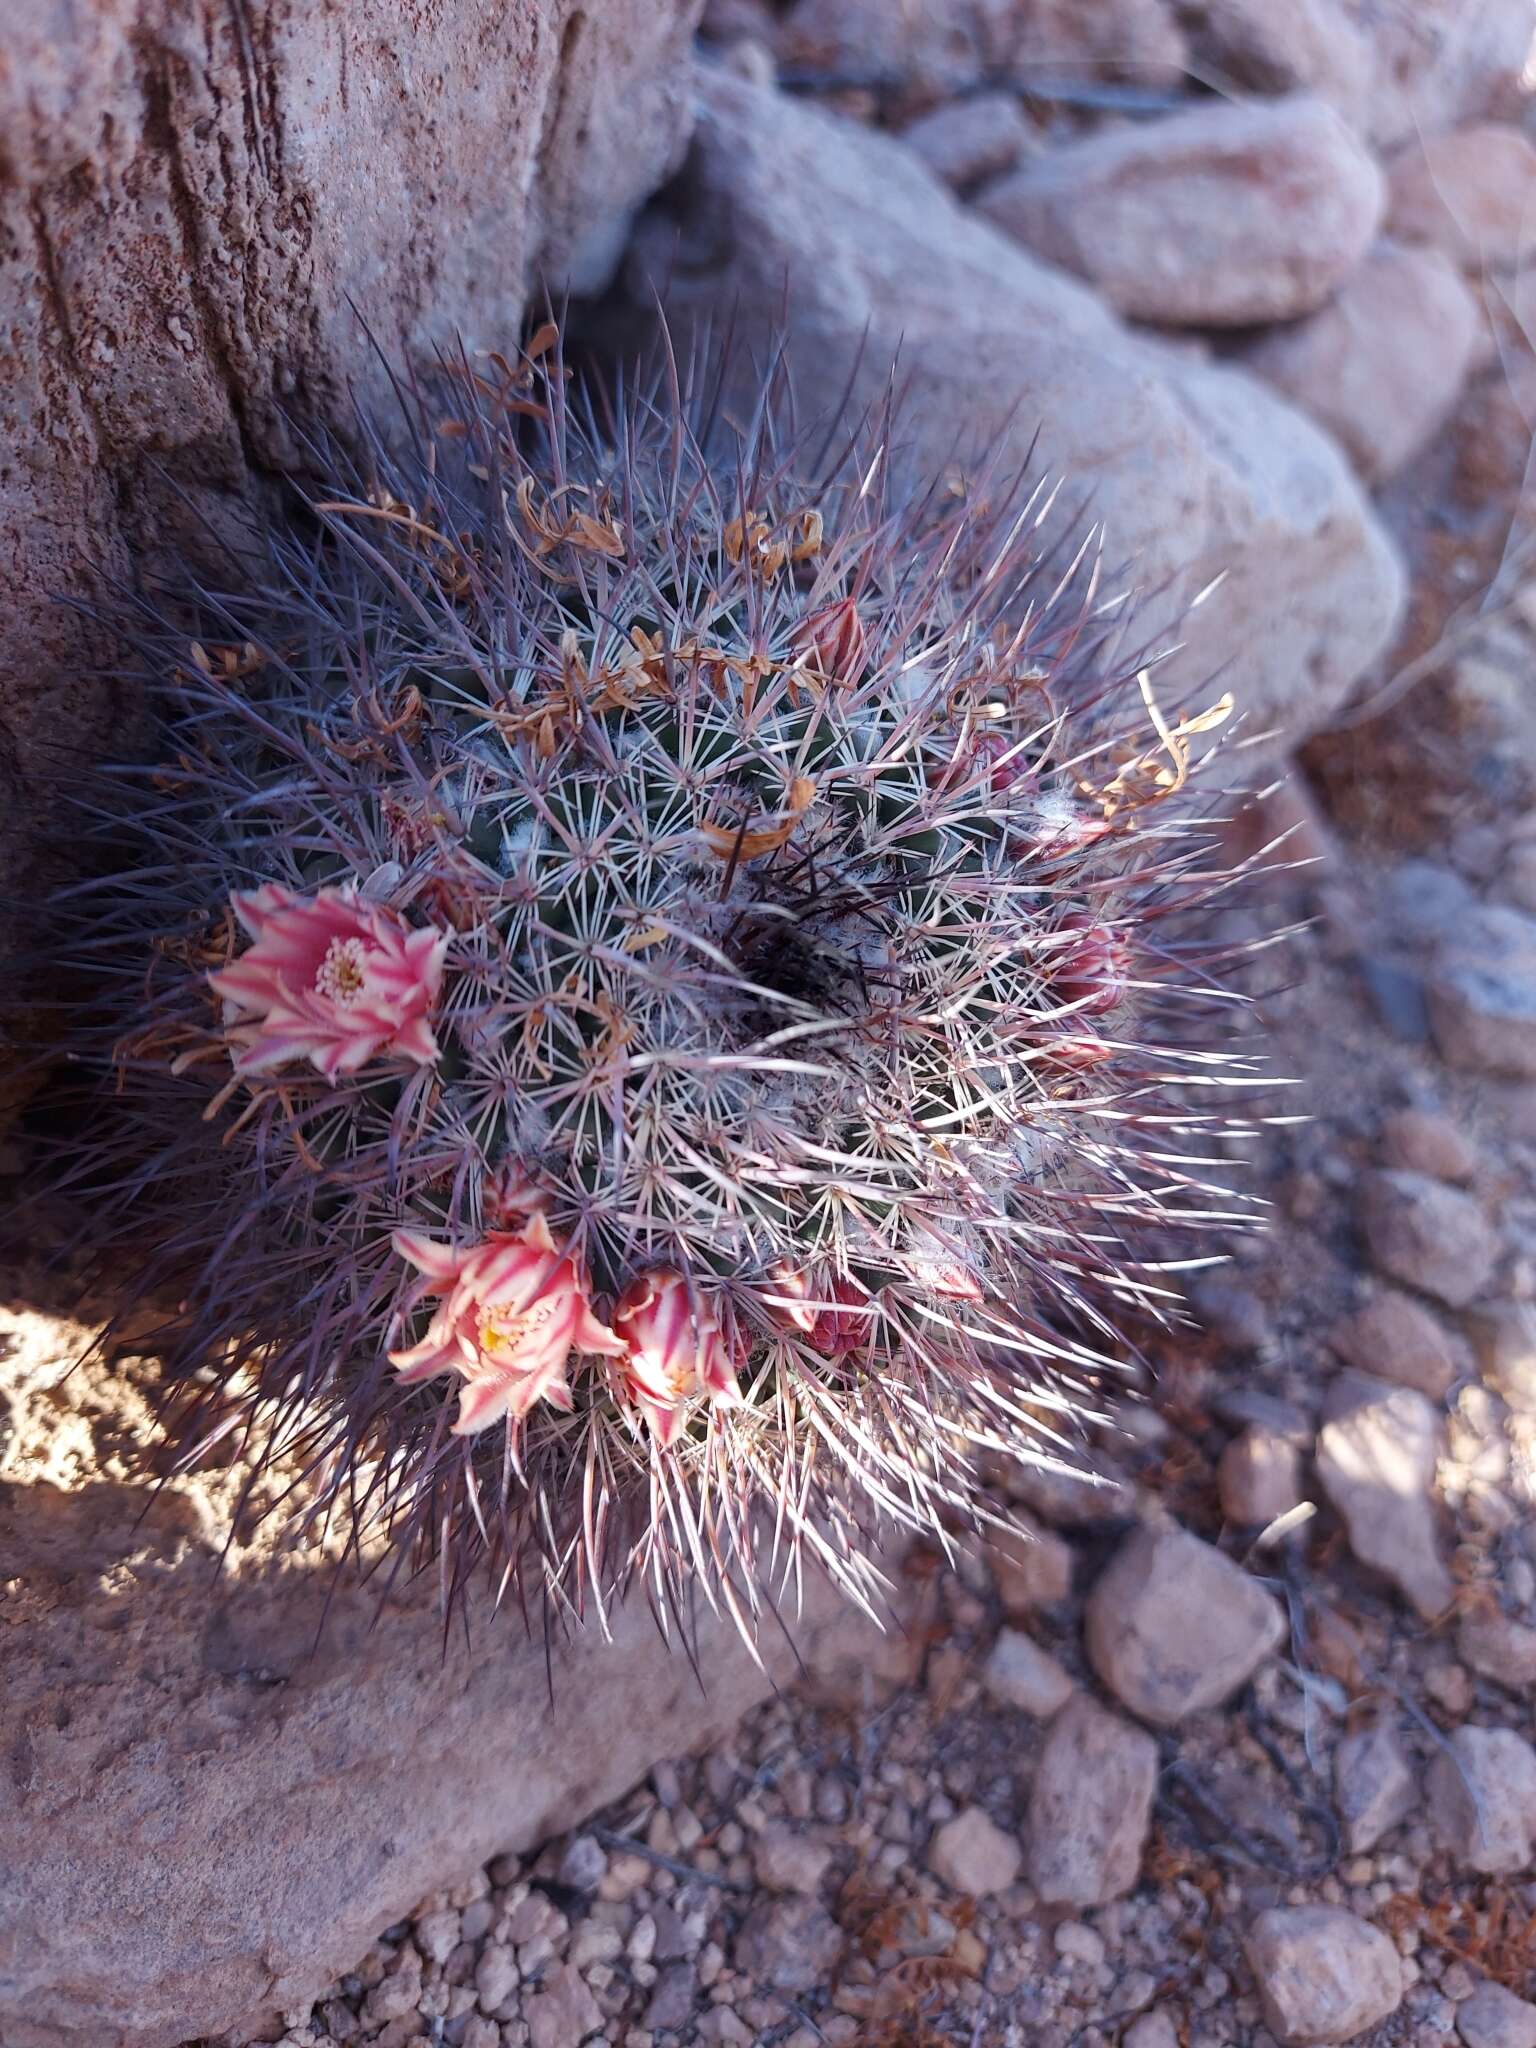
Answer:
56, 329, 1256, 1633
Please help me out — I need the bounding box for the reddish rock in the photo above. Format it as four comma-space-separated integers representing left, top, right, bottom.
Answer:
1328, 1288, 1470, 1401
1388, 123, 1536, 270
976, 95, 1384, 326
1241, 242, 1478, 484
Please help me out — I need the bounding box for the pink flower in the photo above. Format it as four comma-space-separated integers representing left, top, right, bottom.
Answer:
210, 883, 448, 1078
613, 1269, 744, 1447
388, 1214, 625, 1434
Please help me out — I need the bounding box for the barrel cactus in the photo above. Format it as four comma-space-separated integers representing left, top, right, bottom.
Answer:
58, 329, 1248, 1633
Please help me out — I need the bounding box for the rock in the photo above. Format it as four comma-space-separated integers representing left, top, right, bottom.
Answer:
988, 1512, 1075, 1612
732, 1896, 844, 1992
0, 1311, 861, 2048
1084, 1524, 1285, 1724
1315, 1373, 1455, 1620
1380, 1107, 1480, 1184
982, 1627, 1075, 1717
1344, 0, 1536, 149
525, 1962, 604, 2048
927, 1805, 1022, 1897
626, 67, 1404, 757
1388, 124, 1536, 271
1006, 1456, 1136, 1527
1329, 1288, 1470, 1401
1459, 1610, 1536, 1688
752, 1826, 835, 1897
1218, 1427, 1305, 1528
1458, 1983, 1536, 2048
1429, 906, 1536, 1079
1124, 2014, 1181, 2048
1026, 1694, 1158, 1907
644, 1962, 701, 2035
1190, 1268, 1277, 1352
1177, 0, 1374, 128
1359, 1171, 1497, 1309
900, 92, 1034, 192
0, 0, 701, 964
1465, 1301, 1536, 1412
1245, 1906, 1404, 2045
1334, 1720, 1415, 1853
1429, 1725, 1536, 1874
772, 0, 1189, 91
976, 95, 1384, 326
1241, 242, 1478, 485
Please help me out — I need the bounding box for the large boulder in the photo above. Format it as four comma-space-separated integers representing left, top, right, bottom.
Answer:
620, 67, 1404, 755
0, 1303, 861, 2048
0, 0, 701, 945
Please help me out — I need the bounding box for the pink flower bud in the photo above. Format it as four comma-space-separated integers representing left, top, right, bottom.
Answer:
1051, 913, 1130, 1016
792, 597, 867, 686
613, 1270, 744, 1446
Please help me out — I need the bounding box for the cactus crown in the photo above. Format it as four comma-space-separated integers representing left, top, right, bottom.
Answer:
60, 330, 1254, 1632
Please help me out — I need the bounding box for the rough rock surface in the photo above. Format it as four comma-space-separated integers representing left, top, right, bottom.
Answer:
1341, 0, 1536, 149
1358, 1169, 1498, 1308
1333, 1719, 1415, 1854
976, 96, 1384, 326
1328, 1286, 1470, 1400
1178, 0, 1374, 129
1428, 905, 1536, 1078
625, 68, 1404, 756
0, 1308, 856, 2048
926, 1806, 1023, 1897
1466, 1300, 1536, 1411
981, 1626, 1075, 1717
1315, 1372, 1455, 1620
1025, 1694, 1158, 1907
1458, 1983, 1536, 2048
1245, 1906, 1404, 2045
769, 0, 1190, 90
0, 0, 701, 937
1387, 123, 1536, 270
1084, 1523, 1285, 1724
1429, 1725, 1536, 1875
1241, 242, 1479, 485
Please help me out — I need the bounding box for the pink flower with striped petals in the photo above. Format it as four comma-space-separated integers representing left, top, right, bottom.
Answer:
613, 1269, 745, 1447
389, 1214, 625, 1434
210, 883, 448, 1078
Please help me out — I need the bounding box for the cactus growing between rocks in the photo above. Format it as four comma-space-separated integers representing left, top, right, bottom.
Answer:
53, 328, 1258, 1633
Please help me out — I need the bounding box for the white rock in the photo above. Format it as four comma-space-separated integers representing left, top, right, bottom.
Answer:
900, 92, 1034, 192
1430, 905, 1536, 1080
752, 1825, 835, 1897
982, 1627, 1075, 1717
1084, 1524, 1285, 1724
1429, 1725, 1536, 1874
1246, 1905, 1403, 2045
1124, 2013, 1181, 2048
1027, 1693, 1159, 1906
1459, 1610, 1536, 1689
1329, 1288, 1469, 1401
1179, 0, 1374, 129
976, 95, 1384, 327
629, 67, 1405, 758
927, 1805, 1022, 1897
1346, 0, 1536, 150
1466, 1301, 1536, 1412
525, 1962, 605, 2048
1334, 1719, 1415, 1853
1241, 241, 1478, 485
1458, 1982, 1536, 2048
1388, 124, 1536, 271
1315, 1373, 1455, 1620
1358, 1170, 1498, 1309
